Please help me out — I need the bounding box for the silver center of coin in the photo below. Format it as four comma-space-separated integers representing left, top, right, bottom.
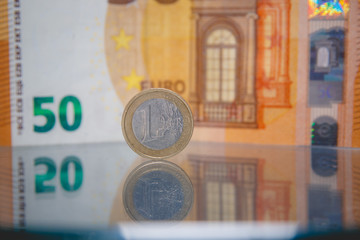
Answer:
132, 98, 183, 150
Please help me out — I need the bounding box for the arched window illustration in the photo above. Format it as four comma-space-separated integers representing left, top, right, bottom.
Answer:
190, 4, 259, 128
198, 23, 258, 127
189, 156, 257, 220
205, 28, 237, 103
189, 155, 291, 221
316, 47, 330, 68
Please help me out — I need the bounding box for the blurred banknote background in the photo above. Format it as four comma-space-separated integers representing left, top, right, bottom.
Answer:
1, 0, 360, 147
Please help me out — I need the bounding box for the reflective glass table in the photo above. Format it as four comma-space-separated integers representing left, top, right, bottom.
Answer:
0, 142, 359, 239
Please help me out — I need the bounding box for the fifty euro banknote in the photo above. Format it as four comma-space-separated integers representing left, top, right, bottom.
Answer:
0, 0, 360, 147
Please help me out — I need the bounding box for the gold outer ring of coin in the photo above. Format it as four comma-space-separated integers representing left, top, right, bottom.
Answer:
123, 160, 194, 221
121, 88, 194, 159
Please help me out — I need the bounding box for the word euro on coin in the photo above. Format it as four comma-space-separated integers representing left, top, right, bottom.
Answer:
122, 89, 193, 159
123, 160, 193, 221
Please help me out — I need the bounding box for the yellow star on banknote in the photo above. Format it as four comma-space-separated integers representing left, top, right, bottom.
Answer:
123, 69, 143, 90
112, 29, 133, 50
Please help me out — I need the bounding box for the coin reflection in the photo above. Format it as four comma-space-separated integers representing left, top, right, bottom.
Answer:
123, 160, 193, 221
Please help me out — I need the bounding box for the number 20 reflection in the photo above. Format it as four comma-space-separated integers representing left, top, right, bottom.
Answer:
34, 156, 83, 193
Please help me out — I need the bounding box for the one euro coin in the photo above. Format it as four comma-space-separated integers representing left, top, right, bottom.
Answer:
122, 88, 193, 159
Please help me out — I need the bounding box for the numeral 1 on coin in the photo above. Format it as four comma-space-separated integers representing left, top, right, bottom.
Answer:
139, 105, 154, 143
